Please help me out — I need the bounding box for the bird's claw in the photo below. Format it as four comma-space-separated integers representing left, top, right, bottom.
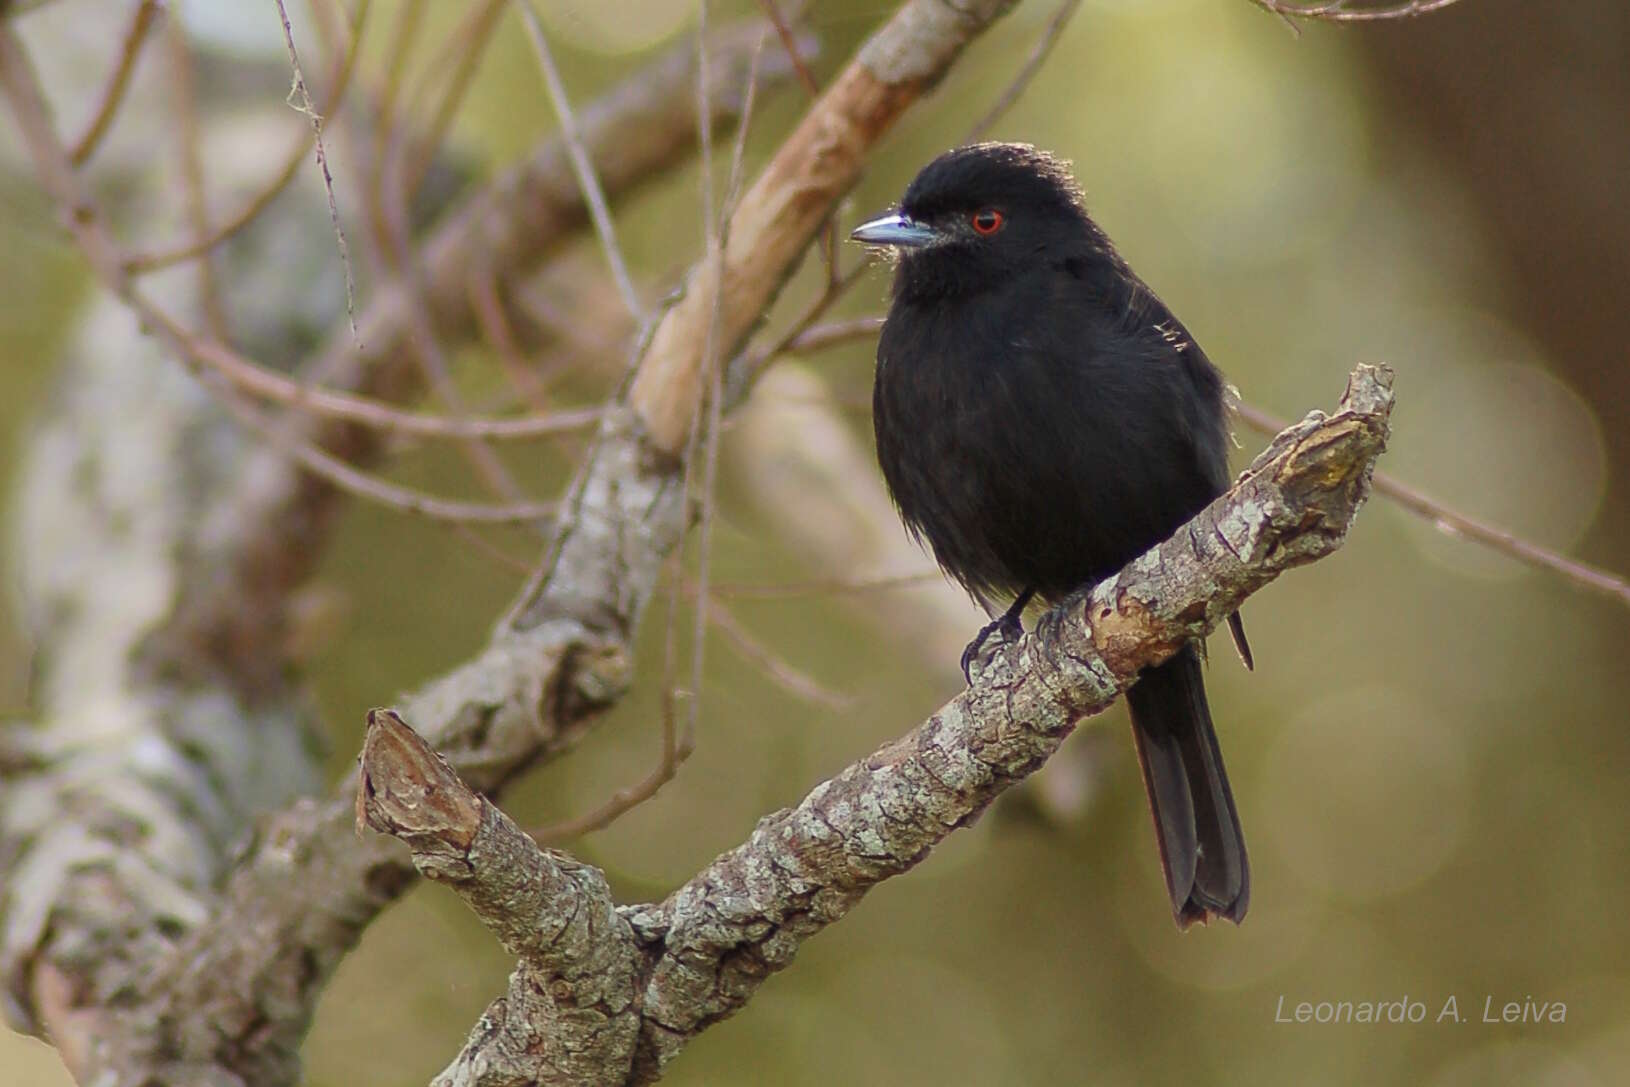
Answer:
960, 611, 1025, 684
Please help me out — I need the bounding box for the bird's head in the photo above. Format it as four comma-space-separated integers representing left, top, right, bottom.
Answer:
851, 142, 1096, 299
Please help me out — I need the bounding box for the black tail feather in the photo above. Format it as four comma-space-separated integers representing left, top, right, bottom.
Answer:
1227, 610, 1253, 671
1125, 644, 1249, 929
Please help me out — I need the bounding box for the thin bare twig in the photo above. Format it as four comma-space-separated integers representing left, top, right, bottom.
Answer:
754, 0, 818, 96
516, 0, 646, 324
819, 216, 843, 285
528, 732, 685, 843
752, 0, 834, 281
680, 12, 766, 754
688, 19, 727, 750
448, 522, 536, 575
740, 255, 875, 388
124, 309, 604, 439
274, 0, 359, 339
719, 39, 768, 220
164, 18, 229, 341
782, 313, 885, 354
661, 0, 733, 785
219, 389, 556, 525
1248, 0, 1463, 21
372, 107, 532, 505
469, 267, 553, 408
0, 38, 560, 531
536, 553, 692, 844
67, 0, 163, 166
711, 570, 942, 599
540, 21, 778, 848
365, 0, 426, 258
1233, 401, 1630, 608
694, 587, 850, 707
401, 0, 507, 198
125, 1, 371, 274
967, 0, 1081, 139
531, 566, 853, 846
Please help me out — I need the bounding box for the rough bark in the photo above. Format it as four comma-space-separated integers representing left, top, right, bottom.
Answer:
359, 365, 1393, 1085
0, 17, 804, 1087
359, 710, 644, 1086
1, 2, 1016, 1084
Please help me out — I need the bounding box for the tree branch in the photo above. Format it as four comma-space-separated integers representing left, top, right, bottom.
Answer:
1231, 402, 1630, 609
628, 0, 1020, 456
357, 709, 643, 1085
1248, 0, 1463, 22
361, 365, 1390, 1085
0, 14, 812, 1087
65, 0, 163, 166
10, 4, 1014, 1084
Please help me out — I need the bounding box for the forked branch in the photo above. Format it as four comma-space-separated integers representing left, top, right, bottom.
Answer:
363, 365, 1394, 1086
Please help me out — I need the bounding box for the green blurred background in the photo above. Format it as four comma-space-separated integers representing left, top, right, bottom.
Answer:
4, 0, 1629, 1084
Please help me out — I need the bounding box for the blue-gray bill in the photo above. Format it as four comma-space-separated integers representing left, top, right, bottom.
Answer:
849, 212, 938, 248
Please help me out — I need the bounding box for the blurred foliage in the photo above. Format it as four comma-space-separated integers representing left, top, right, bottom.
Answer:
4, 0, 1629, 1085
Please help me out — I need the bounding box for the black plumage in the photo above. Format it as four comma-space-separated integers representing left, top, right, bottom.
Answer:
854, 143, 1251, 928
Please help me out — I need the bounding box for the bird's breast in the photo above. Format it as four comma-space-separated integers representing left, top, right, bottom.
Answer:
873, 297, 1086, 596
872, 290, 1225, 600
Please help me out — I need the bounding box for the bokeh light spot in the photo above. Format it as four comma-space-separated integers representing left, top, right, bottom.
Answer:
538, 1, 693, 56
1385, 313, 1608, 582
1260, 684, 1471, 902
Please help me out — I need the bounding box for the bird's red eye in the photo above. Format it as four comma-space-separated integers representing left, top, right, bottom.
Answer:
971, 208, 1004, 235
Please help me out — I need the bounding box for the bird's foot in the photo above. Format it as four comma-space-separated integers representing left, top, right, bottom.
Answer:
960, 610, 1025, 685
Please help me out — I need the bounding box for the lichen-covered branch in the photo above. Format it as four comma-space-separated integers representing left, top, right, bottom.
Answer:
182, 18, 811, 682
368, 365, 1391, 1086
357, 709, 643, 1084
0, 16, 808, 1087
87, 1, 1021, 1077
0, 3, 1020, 1085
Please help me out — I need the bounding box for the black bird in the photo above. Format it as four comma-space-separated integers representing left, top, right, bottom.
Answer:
852, 143, 1251, 928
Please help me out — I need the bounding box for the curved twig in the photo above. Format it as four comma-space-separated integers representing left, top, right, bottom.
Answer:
1248, 0, 1463, 22
1234, 401, 1630, 608
122, 0, 371, 274
67, 0, 163, 166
